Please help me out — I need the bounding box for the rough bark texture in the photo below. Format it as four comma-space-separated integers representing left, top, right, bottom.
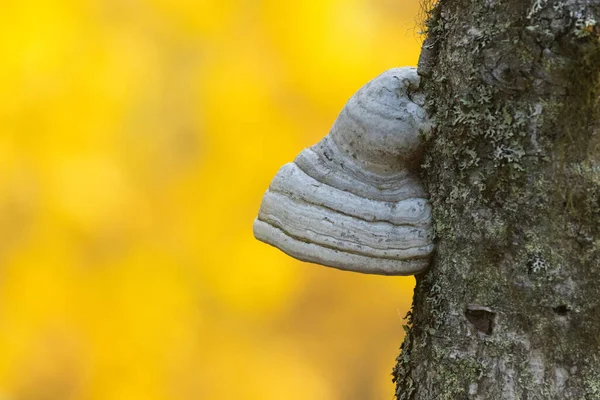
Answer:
392, 0, 600, 399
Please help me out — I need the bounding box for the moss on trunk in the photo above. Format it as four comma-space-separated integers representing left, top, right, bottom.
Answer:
393, 0, 600, 398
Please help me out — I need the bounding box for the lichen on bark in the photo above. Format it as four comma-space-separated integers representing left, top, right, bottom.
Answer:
393, 0, 600, 398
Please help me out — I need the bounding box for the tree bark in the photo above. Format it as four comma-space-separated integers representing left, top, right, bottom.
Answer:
393, 1, 600, 399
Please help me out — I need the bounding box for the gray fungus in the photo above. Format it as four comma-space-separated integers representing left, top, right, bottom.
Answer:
253, 67, 434, 275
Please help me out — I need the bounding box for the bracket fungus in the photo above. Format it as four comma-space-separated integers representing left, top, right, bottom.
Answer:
253, 67, 433, 275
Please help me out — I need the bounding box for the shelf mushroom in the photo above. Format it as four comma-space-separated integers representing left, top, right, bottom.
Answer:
253, 67, 433, 275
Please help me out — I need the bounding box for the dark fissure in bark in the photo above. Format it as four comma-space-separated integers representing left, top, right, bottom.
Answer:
393, 0, 600, 399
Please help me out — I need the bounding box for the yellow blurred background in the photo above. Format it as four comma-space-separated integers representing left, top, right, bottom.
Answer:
0, 1, 424, 399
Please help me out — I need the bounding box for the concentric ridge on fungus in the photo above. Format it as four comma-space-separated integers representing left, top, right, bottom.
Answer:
253, 67, 433, 275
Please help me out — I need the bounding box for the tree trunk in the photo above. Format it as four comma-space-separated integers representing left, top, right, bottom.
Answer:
392, 1, 600, 399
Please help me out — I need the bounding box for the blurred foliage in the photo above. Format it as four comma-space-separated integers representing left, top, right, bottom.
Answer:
0, 0, 423, 399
